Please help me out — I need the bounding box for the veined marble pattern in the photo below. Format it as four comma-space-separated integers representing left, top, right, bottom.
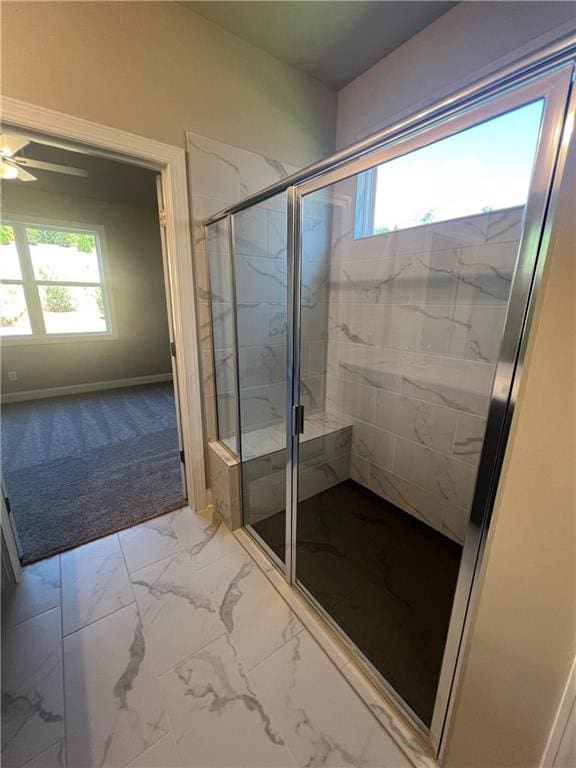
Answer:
2, 555, 60, 629
325, 208, 520, 541
1, 608, 64, 768
60, 533, 133, 636
158, 634, 296, 768
2, 507, 437, 768
249, 632, 412, 768
64, 604, 169, 768
119, 516, 181, 573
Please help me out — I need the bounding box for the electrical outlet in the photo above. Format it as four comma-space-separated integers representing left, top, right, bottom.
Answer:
7, 371, 18, 382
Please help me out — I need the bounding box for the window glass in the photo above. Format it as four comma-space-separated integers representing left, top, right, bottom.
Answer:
0, 220, 110, 339
39, 285, 106, 334
0, 225, 21, 280
26, 228, 101, 283
0, 284, 32, 335
358, 100, 543, 237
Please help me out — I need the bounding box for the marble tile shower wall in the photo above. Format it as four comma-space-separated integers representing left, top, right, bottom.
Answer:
233, 195, 333, 437
324, 195, 524, 543
186, 132, 301, 450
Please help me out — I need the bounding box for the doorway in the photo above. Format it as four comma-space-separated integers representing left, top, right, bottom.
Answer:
1, 136, 187, 562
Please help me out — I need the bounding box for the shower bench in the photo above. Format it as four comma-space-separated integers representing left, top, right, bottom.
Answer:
207, 412, 353, 529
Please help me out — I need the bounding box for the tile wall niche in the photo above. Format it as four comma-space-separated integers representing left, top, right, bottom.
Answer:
323, 183, 523, 543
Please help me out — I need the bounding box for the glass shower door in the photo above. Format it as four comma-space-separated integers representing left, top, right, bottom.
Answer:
290, 68, 570, 729
233, 192, 290, 567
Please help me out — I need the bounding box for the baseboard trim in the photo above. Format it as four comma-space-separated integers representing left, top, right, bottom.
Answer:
1, 373, 173, 404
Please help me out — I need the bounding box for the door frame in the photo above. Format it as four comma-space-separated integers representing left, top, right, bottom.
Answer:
0, 96, 207, 513
285, 64, 574, 753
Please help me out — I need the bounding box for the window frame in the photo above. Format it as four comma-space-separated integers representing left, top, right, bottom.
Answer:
0, 214, 117, 345
353, 168, 378, 239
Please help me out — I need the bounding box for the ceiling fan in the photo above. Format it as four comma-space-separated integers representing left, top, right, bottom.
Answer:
0, 133, 89, 182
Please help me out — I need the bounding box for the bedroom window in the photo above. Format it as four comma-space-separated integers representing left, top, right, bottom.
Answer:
0, 218, 115, 342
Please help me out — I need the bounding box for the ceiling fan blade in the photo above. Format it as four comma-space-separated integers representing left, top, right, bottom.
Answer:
0, 133, 30, 157
15, 165, 37, 182
13, 157, 89, 178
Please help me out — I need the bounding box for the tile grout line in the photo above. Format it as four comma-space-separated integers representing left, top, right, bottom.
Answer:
116, 529, 182, 768
59, 553, 67, 768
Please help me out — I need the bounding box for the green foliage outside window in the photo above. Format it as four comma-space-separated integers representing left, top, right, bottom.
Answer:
26, 228, 95, 253
0, 225, 14, 245
38, 267, 77, 313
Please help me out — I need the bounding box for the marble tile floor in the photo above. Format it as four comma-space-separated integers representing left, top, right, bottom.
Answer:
1, 504, 423, 768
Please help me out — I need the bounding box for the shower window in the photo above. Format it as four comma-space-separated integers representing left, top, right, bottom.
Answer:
354, 100, 543, 238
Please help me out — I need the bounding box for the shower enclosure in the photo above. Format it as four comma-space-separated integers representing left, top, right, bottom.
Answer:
204, 49, 574, 753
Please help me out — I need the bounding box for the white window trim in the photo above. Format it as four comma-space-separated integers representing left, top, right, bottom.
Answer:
353, 168, 378, 239
0, 213, 118, 345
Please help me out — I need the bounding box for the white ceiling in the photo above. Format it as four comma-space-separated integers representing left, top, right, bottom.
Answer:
182, 1, 457, 89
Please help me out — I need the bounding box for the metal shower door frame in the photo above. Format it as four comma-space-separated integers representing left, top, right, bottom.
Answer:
284, 62, 575, 753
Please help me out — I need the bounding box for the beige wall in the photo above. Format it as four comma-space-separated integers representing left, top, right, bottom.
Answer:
444, 126, 576, 767
336, 1, 576, 148
1, 185, 171, 394
0, 1, 336, 168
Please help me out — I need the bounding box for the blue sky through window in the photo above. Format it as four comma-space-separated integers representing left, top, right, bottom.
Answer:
372, 99, 544, 233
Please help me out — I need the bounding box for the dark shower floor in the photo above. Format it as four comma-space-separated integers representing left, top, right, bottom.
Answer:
252, 479, 462, 725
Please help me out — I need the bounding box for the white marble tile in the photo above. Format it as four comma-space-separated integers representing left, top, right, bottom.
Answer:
325, 377, 376, 423
331, 345, 404, 393
237, 301, 269, 347
170, 506, 242, 568
1, 608, 64, 768
159, 634, 296, 767
442, 501, 471, 544
249, 632, 411, 768
244, 470, 286, 522
131, 551, 226, 675
337, 254, 412, 305
485, 207, 523, 243
353, 456, 445, 531
64, 603, 168, 768
453, 412, 486, 465
351, 420, 394, 470
298, 455, 351, 501
401, 352, 495, 416
2, 556, 60, 629
269, 209, 289, 260
330, 303, 380, 346
374, 389, 458, 454
61, 533, 133, 636
20, 741, 65, 768
236, 254, 287, 303
428, 214, 489, 249
124, 734, 181, 768
339, 663, 437, 768
216, 553, 303, 671
119, 515, 181, 573
210, 301, 235, 351
242, 344, 286, 387
240, 385, 277, 430
234, 205, 269, 257
393, 437, 476, 510
451, 304, 507, 363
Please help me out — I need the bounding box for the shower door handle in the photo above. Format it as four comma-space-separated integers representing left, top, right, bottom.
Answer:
292, 405, 305, 436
